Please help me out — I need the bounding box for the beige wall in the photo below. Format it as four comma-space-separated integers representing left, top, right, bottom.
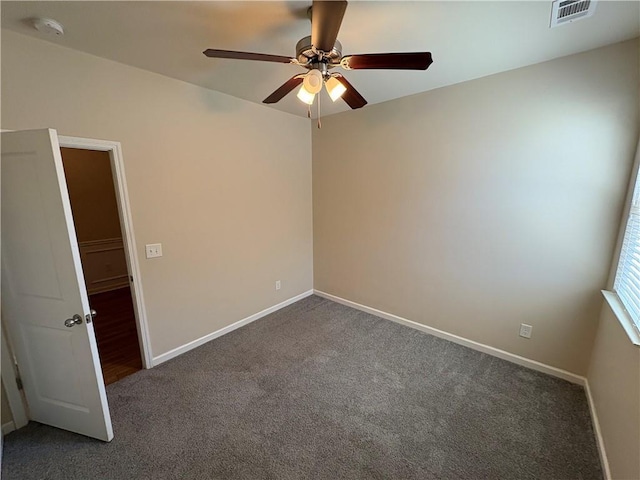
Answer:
313, 39, 639, 375
60, 148, 122, 243
1, 30, 313, 358
587, 305, 640, 479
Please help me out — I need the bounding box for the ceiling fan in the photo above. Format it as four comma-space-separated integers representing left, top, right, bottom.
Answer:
203, 0, 433, 113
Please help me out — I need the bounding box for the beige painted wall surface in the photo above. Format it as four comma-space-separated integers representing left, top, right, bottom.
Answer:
1, 380, 12, 426
587, 305, 640, 480
313, 39, 639, 375
2, 31, 313, 358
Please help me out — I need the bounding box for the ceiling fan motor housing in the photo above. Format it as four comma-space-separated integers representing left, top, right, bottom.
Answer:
296, 36, 342, 69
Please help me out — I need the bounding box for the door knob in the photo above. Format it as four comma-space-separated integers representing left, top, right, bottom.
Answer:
64, 314, 83, 328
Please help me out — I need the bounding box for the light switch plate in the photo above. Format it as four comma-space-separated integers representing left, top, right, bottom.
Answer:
145, 243, 162, 259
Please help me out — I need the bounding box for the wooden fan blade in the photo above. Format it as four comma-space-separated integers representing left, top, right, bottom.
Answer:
335, 75, 367, 109
311, 0, 348, 53
341, 52, 433, 70
203, 49, 294, 64
263, 75, 305, 104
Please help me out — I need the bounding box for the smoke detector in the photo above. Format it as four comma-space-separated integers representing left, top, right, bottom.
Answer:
550, 0, 597, 28
33, 18, 64, 36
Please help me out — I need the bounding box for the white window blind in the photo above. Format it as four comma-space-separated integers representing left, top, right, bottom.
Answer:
614, 169, 640, 330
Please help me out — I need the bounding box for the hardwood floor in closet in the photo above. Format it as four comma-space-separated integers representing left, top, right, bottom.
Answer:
89, 287, 142, 385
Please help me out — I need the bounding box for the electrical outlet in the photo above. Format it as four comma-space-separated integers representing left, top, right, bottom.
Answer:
145, 243, 163, 259
519, 323, 533, 339
275, 280, 281, 291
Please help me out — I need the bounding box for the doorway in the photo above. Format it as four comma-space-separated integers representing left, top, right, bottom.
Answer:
58, 144, 150, 384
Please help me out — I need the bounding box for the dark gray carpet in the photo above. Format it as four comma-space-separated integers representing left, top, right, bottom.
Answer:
2, 295, 602, 479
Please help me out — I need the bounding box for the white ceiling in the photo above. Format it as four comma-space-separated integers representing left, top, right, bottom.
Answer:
2, 1, 639, 118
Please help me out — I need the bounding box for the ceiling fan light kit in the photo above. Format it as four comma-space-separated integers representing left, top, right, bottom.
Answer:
297, 82, 317, 105
297, 69, 347, 106
203, 0, 433, 123
325, 76, 347, 102
302, 69, 323, 93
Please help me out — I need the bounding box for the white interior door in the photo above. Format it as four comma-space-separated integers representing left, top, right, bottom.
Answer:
1, 129, 113, 441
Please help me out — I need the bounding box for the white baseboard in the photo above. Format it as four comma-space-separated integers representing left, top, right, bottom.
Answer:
314, 289, 586, 385
2, 421, 16, 436
152, 290, 314, 366
584, 380, 612, 480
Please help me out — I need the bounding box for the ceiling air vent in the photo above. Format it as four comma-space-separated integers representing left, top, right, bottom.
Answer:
550, 0, 597, 28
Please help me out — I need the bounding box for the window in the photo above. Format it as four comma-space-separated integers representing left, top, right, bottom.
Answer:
613, 149, 640, 334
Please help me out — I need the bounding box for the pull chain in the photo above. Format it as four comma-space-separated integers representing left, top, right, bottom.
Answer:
317, 90, 322, 129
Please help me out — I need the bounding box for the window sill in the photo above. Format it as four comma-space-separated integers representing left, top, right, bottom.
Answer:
601, 290, 640, 347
